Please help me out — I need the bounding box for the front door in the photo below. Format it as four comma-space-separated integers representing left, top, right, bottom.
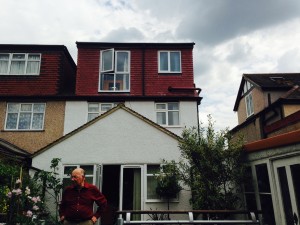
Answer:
273, 155, 300, 225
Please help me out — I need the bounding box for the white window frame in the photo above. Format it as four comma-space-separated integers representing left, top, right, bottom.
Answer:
158, 51, 181, 73
87, 102, 119, 121
245, 92, 254, 118
0, 53, 41, 75
99, 49, 130, 92
4, 103, 46, 131
155, 102, 180, 126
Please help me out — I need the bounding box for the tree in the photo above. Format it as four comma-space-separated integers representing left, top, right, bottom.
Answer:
178, 115, 245, 210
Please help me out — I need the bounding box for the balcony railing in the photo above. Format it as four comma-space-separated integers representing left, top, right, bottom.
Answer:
117, 210, 261, 225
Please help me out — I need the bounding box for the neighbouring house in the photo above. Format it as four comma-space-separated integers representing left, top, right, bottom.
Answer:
231, 73, 300, 225
0, 42, 201, 224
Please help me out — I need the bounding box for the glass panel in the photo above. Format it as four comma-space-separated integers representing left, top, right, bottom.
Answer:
147, 176, 159, 199
102, 50, 113, 72
26, 61, 40, 74
28, 54, 40, 60
12, 54, 25, 59
100, 73, 114, 91
21, 104, 32, 112
101, 103, 113, 112
88, 113, 99, 121
244, 167, 255, 192
32, 113, 44, 129
278, 166, 294, 225
0, 54, 9, 74
170, 52, 180, 72
64, 166, 77, 175
10, 61, 25, 74
18, 113, 31, 129
80, 165, 94, 175
88, 103, 99, 112
148, 165, 160, 174
291, 164, 300, 219
156, 104, 166, 110
6, 113, 18, 129
245, 193, 257, 210
168, 103, 179, 110
159, 52, 168, 71
116, 52, 129, 72
259, 194, 275, 225
85, 177, 93, 184
255, 164, 271, 193
7, 103, 19, 112
168, 111, 179, 125
116, 73, 129, 91
33, 103, 45, 112
157, 112, 166, 125
0, 54, 9, 60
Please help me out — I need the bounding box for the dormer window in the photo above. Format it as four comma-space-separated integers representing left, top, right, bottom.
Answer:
99, 49, 130, 92
158, 51, 181, 73
0, 53, 41, 75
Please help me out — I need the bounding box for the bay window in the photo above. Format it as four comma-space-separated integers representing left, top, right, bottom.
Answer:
99, 49, 130, 92
0, 53, 41, 75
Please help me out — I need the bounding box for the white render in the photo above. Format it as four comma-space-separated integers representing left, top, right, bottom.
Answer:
32, 106, 192, 211
63, 100, 199, 136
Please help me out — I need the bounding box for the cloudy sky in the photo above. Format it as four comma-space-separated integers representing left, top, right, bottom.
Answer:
1, 0, 300, 130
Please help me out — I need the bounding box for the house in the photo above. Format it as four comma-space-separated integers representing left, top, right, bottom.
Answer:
0, 42, 201, 224
231, 73, 300, 225
0, 44, 76, 154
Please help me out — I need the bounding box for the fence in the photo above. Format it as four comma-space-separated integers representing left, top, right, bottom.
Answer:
117, 210, 261, 225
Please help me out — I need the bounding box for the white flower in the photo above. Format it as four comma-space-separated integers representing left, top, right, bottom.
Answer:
16, 179, 21, 184
25, 186, 31, 195
12, 188, 22, 195
32, 205, 39, 211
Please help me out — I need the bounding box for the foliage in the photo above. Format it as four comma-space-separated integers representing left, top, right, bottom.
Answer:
155, 160, 182, 200
32, 158, 63, 224
178, 115, 245, 210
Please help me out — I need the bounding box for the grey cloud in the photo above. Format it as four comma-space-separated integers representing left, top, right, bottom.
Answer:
176, 0, 300, 46
100, 27, 145, 42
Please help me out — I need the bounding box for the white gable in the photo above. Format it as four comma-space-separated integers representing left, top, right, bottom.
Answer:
32, 107, 181, 170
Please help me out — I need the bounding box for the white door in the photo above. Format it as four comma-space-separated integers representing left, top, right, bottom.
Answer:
273, 155, 300, 225
119, 165, 144, 220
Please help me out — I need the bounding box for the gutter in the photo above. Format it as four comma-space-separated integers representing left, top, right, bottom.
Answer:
168, 86, 202, 95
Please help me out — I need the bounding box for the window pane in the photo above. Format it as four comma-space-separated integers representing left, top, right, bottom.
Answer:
0, 54, 9, 60
0, 54, 9, 74
100, 73, 114, 91
8, 103, 19, 112
26, 61, 40, 74
255, 164, 270, 193
101, 104, 113, 112
116, 74, 129, 91
168, 111, 179, 125
32, 113, 44, 129
33, 103, 45, 112
170, 52, 180, 72
102, 50, 113, 72
147, 176, 160, 199
88, 103, 99, 112
62, 178, 73, 189
18, 113, 31, 129
12, 54, 25, 59
116, 52, 129, 72
157, 112, 166, 125
6, 113, 18, 129
168, 103, 179, 110
28, 54, 40, 60
245, 193, 257, 210
259, 194, 275, 225
244, 166, 255, 192
148, 165, 160, 174
80, 165, 94, 175
10, 61, 25, 74
85, 177, 93, 184
64, 166, 77, 175
21, 104, 32, 111
88, 113, 99, 121
156, 104, 166, 110
159, 52, 168, 71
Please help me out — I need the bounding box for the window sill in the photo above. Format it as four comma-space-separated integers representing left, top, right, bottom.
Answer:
2, 129, 45, 132
158, 73, 182, 76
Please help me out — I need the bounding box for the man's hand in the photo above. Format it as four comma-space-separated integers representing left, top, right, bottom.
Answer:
91, 216, 98, 224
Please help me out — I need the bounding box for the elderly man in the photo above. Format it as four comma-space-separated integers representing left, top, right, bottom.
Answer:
59, 168, 107, 225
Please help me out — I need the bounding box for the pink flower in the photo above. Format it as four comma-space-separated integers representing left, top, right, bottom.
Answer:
26, 210, 33, 217
7, 192, 12, 198
12, 188, 22, 195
